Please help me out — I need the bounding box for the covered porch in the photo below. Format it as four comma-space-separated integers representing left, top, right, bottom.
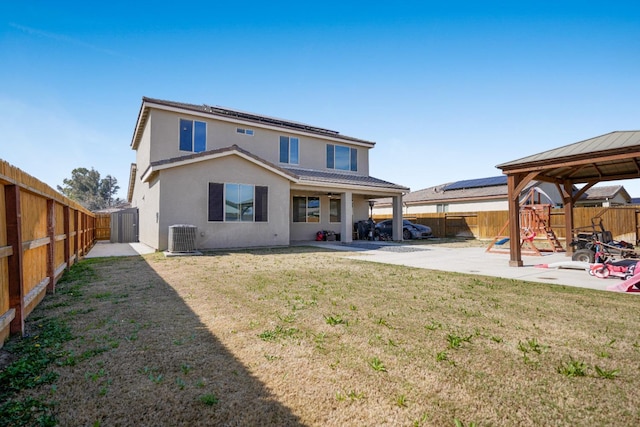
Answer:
285, 168, 409, 244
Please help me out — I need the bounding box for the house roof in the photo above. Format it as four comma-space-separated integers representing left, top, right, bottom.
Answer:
373, 176, 518, 206
284, 167, 409, 191
131, 97, 376, 150
137, 145, 407, 194
496, 131, 640, 184
580, 185, 630, 202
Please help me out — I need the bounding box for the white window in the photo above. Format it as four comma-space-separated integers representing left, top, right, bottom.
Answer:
236, 127, 254, 136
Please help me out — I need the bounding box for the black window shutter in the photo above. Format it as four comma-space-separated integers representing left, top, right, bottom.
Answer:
208, 183, 224, 221
255, 186, 268, 222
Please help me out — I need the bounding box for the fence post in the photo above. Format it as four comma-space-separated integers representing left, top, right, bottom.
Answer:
63, 206, 70, 271
5, 185, 24, 335
46, 199, 55, 293
73, 209, 79, 264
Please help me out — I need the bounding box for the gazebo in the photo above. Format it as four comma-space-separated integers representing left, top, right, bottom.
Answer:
496, 131, 640, 266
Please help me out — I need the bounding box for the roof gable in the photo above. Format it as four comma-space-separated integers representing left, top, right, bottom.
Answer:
140, 145, 297, 183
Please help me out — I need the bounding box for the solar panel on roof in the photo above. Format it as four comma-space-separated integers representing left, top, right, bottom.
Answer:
442, 176, 507, 191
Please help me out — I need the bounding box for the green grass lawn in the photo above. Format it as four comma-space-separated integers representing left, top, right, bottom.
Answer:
2, 246, 640, 426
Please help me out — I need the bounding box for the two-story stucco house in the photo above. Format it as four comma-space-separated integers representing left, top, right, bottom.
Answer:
127, 97, 408, 251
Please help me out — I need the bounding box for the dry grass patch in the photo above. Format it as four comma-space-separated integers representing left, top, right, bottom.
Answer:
2, 246, 640, 426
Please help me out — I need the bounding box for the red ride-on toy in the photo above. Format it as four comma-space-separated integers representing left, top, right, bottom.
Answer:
589, 258, 640, 280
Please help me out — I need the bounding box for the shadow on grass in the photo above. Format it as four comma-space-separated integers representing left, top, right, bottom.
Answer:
6, 256, 305, 427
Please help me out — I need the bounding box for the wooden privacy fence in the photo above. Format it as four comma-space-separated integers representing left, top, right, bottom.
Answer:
95, 213, 111, 240
1, 160, 96, 346
375, 206, 640, 243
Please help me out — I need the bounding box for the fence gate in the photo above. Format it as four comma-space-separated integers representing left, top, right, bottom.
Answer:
110, 208, 139, 243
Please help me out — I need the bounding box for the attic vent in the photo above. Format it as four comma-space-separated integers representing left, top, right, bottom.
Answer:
168, 225, 197, 253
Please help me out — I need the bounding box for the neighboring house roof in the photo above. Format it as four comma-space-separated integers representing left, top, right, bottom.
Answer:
497, 131, 640, 168
374, 176, 528, 206
93, 202, 132, 214
579, 185, 630, 203
137, 145, 407, 193
131, 97, 376, 150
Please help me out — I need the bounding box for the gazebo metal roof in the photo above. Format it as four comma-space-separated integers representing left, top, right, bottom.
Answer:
497, 131, 640, 184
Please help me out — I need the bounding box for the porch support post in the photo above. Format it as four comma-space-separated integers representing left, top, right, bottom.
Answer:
392, 194, 403, 241
507, 174, 523, 267
341, 191, 353, 243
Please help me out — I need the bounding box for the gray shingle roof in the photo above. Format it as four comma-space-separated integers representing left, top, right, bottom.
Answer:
581, 185, 628, 201
284, 167, 409, 191
139, 145, 407, 192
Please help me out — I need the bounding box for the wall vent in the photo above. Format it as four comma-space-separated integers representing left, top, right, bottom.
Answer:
168, 225, 197, 253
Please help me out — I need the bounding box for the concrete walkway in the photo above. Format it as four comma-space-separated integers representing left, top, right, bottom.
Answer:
85, 240, 155, 258
305, 241, 613, 292
86, 240, 626, 292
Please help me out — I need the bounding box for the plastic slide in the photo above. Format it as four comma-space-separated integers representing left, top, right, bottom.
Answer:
606, 274, 640, 293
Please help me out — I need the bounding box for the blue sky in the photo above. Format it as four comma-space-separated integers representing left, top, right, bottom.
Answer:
2, 1, 640, 199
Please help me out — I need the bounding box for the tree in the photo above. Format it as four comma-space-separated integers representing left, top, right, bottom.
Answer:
57, 167, 122, 210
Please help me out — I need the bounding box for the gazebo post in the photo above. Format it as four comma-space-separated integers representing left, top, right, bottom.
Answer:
563, 180, 575, 255
507, 174, 523, 266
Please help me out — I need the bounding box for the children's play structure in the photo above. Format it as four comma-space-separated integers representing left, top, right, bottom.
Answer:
486, 188, 565, 256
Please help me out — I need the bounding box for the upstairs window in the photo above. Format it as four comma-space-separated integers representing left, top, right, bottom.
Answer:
279, 136, 299, 164
326, 144, 357, 171
236, 127, 254, 136
180, 119, 206, 152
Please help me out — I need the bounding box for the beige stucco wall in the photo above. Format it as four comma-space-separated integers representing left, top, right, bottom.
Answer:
148, 109, 370, 175
131, 173, 161, 249
156, 155, 291, 250
135, 116, 152, 174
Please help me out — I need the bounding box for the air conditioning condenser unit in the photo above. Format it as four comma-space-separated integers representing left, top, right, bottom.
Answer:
168, 224, 197, 253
